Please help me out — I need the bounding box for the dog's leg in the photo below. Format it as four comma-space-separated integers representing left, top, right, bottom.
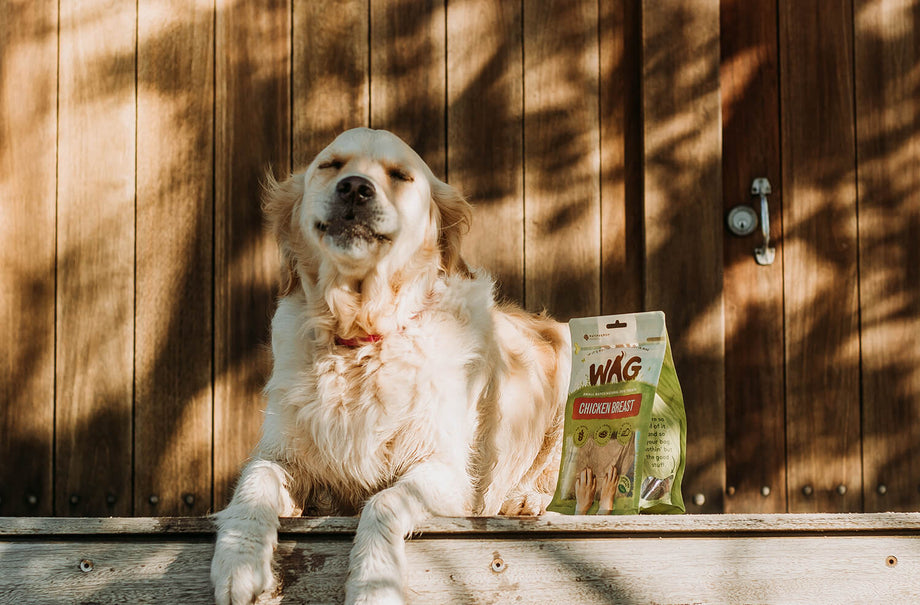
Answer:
345, 461, 469, 605
211, 458, 298, 605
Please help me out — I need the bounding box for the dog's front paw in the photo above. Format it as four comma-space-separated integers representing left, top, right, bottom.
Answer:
211, 524, 277, 605
499, 489, 551, 516
345, 578, 406, 605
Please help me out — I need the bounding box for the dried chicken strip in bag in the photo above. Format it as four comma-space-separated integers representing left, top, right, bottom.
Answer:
547, 311, 686, 515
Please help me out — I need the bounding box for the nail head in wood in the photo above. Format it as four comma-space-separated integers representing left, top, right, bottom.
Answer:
802, 485, 814, 496
693, 493, 706, 506
69, 494, 79, 506
761, 486, 771, 497
836, 484, 847, 496
877, 484, 887, 495
26, 494, 38, 506
148, 495, 159, 505
183, 493, 195, 506
726, 486, 736, 496
106, 493, 117, 505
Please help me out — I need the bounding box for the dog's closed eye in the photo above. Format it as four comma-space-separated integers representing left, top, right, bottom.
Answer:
387, 167, 413, 183
318, 159, 343, 171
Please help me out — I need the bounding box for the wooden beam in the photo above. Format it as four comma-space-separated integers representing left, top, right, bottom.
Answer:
779, 0, 861, 513
447, 0, 525, 303
214, 0, 291, 509
293, 0, 369, 167
135, 0, 215, 517
56, 0, 137, 516
4, 512, 920, 535
2, 515, 919, 603
0, 0, 57, 516
370, 0, 446, 174
523, 0, 600, 319
720, 0, 787, 513
854, 0, 920, 513
600, 0, 643, 315
641, 0, 725, 512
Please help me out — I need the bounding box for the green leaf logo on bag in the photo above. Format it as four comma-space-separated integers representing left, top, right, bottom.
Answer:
548, 311, 687, 515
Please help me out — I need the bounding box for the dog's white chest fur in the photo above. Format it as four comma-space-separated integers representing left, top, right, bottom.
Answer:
260, 284, 485, 509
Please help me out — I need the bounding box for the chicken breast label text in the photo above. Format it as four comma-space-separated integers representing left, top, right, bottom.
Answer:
573, 395, 642, 420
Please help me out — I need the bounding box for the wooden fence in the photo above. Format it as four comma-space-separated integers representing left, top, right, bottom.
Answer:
1, 0, 918, 517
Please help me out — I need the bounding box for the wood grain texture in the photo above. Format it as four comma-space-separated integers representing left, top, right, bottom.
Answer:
2, 517, 919, 603
0, 0, 57, 516
779, 1, 861, 513
854, 0, 920, 513
4, 512, 920, 535
523, 0, 600, 319
292, 0, 369, 167
135, 0, 215, 517
56, 0, 136, 517
447, 0, 525, 304
214, 0, 291, 509
720, 0, 787, 513
642, 0, 724, 512
599, 0, 643, 315
370, 0, 446, 175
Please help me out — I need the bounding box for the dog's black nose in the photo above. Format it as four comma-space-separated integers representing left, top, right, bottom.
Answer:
336, 176, 375, 205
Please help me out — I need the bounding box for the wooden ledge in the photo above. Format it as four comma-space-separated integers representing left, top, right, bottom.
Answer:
2, 514, 919, 604
3, 512, 920, 536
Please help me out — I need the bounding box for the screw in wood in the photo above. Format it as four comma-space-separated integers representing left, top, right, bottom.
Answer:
726, 486, 736, 496
836, 484, 848, 496
79, 559, 94, 573
490, 557, 505, 573
148, 495, 159, 505
69, 494, 79, 506
760, 486, 771, 497
886, 555, 898, 568
877, 484, 887, 495
693, 493, 706, 506
26, 494, 38, 506
801, 485, 814, 497
183, 493, 195, 507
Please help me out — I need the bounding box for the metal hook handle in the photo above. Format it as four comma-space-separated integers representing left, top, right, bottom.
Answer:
751, 178, 775, 265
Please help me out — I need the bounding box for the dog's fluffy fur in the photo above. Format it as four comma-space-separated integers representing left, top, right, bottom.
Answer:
211, 128, 570, 605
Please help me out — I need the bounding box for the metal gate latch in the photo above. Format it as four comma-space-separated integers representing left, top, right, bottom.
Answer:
751, 177, 775, 265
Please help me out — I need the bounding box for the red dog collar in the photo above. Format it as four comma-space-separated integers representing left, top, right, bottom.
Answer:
334, 334, 382, 348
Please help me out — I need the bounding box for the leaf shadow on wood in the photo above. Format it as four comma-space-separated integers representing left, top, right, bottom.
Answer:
720, 0, 920, 513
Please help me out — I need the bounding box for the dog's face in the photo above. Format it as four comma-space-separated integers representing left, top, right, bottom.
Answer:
290, 128, 467, 281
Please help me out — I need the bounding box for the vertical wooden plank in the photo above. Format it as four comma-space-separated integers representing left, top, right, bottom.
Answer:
642, 0, 724, 512
56, 0, 136, 516
135, 0, 214, 516
599, 0, 643, 314
0, 0, 57, 516
855, 0, 920, 512
292, 0, 369, 167
720, 0, 787, 513
214, 0, 291, 508
523, 0, 600, 319
779, 1, 861, 513
447, 0, 524, 302
370, 0, 446, 175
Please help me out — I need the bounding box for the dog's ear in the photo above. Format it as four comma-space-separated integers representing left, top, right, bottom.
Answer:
430, 178, 473, 277
263, 171, 305, 297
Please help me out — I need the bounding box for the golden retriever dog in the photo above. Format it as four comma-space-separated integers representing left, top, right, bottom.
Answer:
210, 127, 570, 605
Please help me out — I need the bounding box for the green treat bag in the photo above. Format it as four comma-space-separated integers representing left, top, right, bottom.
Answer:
547, 312, 686, 515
